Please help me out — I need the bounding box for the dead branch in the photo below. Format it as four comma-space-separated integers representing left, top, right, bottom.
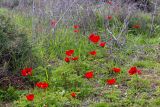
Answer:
149, 0, 158, 36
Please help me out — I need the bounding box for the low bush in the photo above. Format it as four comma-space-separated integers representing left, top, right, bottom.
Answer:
0, 14, 33, 73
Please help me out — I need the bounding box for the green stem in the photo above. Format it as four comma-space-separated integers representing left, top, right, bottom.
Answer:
45, 70, 49, 81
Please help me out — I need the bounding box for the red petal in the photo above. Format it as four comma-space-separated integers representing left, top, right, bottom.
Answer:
74, 25, 79, 29
89, 51, 96, 56
66, 49, 74, 56
26, 94, 34, 101
41, 82, 49, 89
21, 69, 27, 76
89, 34, 100, 44
99, 42, 106, 47
112, 68, 121, 73
107, 78, 116, 85
85, 71, 93, 79
65, 57, 70, 62
71, 92, 76, 98
137, 69, 142, 75
72, 56, 79, 61
74, 29, 79, 33
128, 66, 137, 75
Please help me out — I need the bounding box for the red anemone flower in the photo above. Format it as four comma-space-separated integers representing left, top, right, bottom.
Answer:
128, 66, 142, 75
137, 69, 142, 75
72, 56, 79, 61
107, 78, 116, 85
106, 15, 112, 20
99, 42, 106, 47
36, 82, 42, 88
85, 71, 93, 79
106, 1, 112, 5
89, 33, 100, 44
71, 92, 76, 98
89, 51, 96, 56
74, 29, 79, 33
65, 49, 74, 56
74, 25, 79, 29
112, 67, 121, 73
41, 82, 49, 89
128, 66, 137, 75
65, 57, 70, 62
21, 68, 32, 76
36, 82, 49, 89
26, 94, 34, 101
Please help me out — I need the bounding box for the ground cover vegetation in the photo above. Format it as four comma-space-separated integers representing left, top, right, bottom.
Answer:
0, 0, 160, 107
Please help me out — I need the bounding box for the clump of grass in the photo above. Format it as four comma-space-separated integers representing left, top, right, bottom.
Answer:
90, 102, 110, 107
133, 60, 157, 68
127, 76, 151, 92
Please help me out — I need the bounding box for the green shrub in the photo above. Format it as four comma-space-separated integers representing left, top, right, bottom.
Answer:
0, 14, 34, 73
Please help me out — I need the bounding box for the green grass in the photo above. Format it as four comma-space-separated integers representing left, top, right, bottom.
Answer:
133, 60, 159, 68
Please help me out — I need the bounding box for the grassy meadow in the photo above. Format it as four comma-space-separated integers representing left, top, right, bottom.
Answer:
0, 0, 160, 107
